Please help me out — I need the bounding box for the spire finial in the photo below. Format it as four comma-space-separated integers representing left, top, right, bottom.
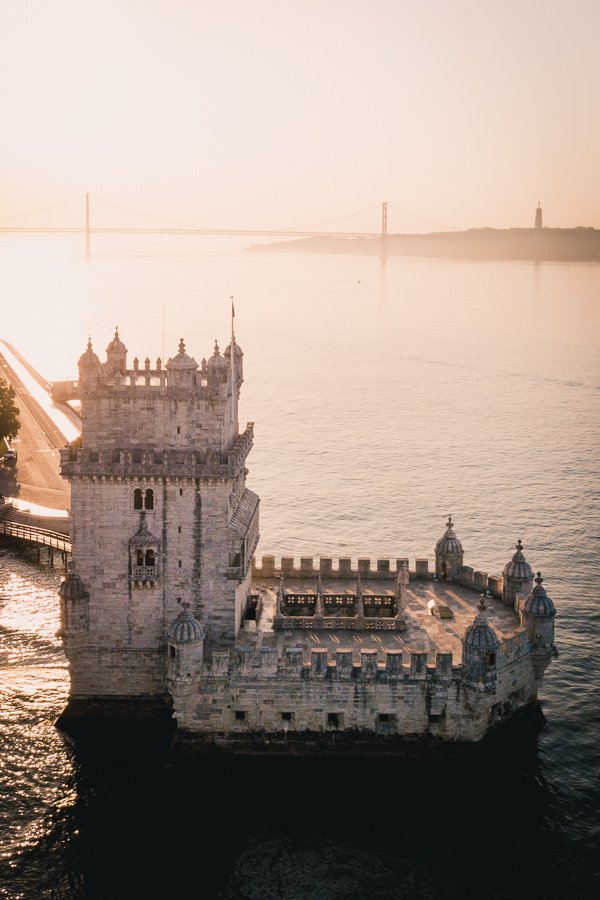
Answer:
87, 335, 93, 352
477, 593, 486, 611
516, 539, 523, 552
114, 326, 119, 340
214, 339, 220, 355
535, 571, 543, 585
178, 338, 185, 354
446, 515, 453, 529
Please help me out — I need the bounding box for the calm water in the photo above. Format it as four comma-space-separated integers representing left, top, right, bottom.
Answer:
0, 237, 599, 898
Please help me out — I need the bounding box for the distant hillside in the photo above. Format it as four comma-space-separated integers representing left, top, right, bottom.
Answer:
252, 228, 600, 261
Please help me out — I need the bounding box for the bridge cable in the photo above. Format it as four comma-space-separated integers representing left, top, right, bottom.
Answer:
388, 203, 460, 231
0, 196, 80, 222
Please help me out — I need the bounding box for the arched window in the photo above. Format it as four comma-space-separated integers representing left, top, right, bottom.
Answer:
136, 549, 144, 566
145, 548, 155, 567
133, 488, 143, 510
144, 489, 154, 510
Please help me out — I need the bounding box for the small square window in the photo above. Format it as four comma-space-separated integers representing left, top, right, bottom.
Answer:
378, 713, 391, 723
327, 713, 341, 729
281, 712, 293, 722
235, 710, 246, 722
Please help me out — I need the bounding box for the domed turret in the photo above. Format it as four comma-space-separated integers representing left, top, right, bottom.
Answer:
166, 338, 198, 389
522, 572, 556, 647
58, 563, 89, 635
224, 340, 244, 383
435, 515, 464, 581
168, 606, 205, 644
462, 597, 499, 692
77, 337, 101, 391
207, 340, 228, 390
167, 604, 205, 680
105, 327, 127, 375
521, 573, 557, 677
502, 539, 534, 607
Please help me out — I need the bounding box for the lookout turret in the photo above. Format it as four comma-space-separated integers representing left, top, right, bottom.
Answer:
502, 539, 534, 607
435, 516, 464, 581
166, 338, 198, 390
77, 337, 101, 392
462, 597, 499, 692
105, 327, 127, 375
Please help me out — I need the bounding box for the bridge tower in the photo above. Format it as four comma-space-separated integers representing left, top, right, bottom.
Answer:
58, 329, 259, 721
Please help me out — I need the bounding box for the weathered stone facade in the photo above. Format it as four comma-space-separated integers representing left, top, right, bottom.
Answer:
58, 330, 557, 751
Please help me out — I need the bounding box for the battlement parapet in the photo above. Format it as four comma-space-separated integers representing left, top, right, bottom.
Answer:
204, 647, 462, 682
252, 555, 412, 580
60, 424, 254, 480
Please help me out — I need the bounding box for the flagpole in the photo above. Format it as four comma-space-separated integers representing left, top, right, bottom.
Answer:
230, 296, 237, 429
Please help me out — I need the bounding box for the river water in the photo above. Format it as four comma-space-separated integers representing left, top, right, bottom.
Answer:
0, 237, 598, 898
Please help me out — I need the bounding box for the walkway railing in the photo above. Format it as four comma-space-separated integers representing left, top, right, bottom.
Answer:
0, 519, 72, 553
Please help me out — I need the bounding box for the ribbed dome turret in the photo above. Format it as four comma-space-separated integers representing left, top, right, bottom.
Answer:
166, 338, 198, 370
463, 610, 500, 651
503, 539, 533, 582
59, 567, 87, 601
168, 606, 204, 644
207, 340, 228, 370
523, 573, 556, 617
435, 516, 463, 556
106, 327, 127, 356
224, 342, 243, 360
78, 337, 100, 369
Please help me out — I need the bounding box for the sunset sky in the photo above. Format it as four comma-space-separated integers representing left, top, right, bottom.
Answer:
1, 0, 598, 232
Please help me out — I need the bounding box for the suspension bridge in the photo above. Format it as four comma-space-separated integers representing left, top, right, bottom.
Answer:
0, 195, 457, 254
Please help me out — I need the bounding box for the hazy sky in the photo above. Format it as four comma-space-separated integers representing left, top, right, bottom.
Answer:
1, 0, 598, 231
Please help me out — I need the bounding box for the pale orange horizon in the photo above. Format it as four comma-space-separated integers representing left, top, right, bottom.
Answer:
1, 0, 599, 232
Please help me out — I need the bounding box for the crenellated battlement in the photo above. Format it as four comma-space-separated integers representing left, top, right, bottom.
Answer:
204, 646, 460, 680
60, 424, 254, 480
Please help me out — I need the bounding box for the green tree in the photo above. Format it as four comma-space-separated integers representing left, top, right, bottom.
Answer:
0, 378, 20, 441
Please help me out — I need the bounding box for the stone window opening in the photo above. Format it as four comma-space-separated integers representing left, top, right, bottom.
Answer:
485, 652, 497, 666
169, 645, 176, 659
281, 712, 293, 723
235, 710, 246, 722
177, 426, 181, 434
327, 712, 342, 729
179, 488, 183, 496
133, 488, 154, 511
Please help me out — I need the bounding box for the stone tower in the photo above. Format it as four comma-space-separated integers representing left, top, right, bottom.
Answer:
58, 331, 259, 719
534, 202, 543, 229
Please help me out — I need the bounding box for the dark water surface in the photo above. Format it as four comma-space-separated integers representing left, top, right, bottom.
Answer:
0, 242, 599, 897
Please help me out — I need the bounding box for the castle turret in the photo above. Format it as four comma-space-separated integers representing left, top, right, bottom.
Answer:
435, 515, 464, 581
206, 340, 228, 392
462, 597, 499, 692
521, 572, 556, 679
58, 563, 89, 636
167, 605, 205, 681
105, 327, 127, 375
224, 340, 244, 385
77, 338, 101, 393
502, 539, 534, 608
166, 338, 198, 390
